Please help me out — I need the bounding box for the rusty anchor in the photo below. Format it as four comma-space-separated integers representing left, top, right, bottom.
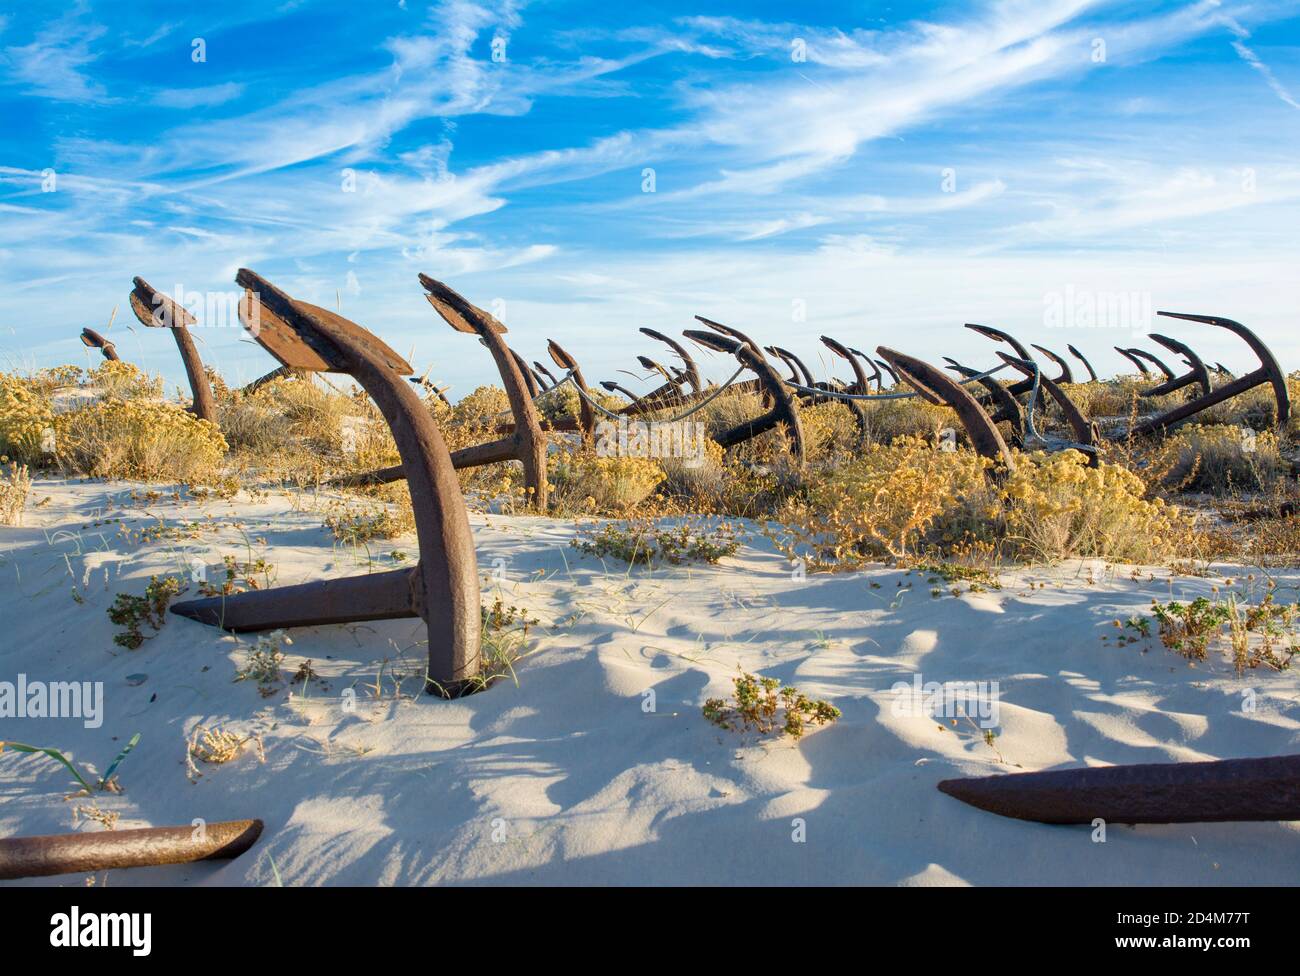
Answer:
943, 356, 1026, 448
841, 346, 885, 392
873, 356, 900, 386
80, 327, 121, 362
683, 316, 807, 468
532, 360, 558, 389
332, 276, 550, 509
1030, 343, 1074, 384
546, 339, 596, 439
938, 753, 1300, 825
0, 819, 263, 879
1116, 345, 1174, 379
995, 353, 1099, 462
1128, 312, 1291, 436
171, 269, 482, 696
1067, 344, 1099, 382
965, 323, 1046, 407
1141, 333, 1212, 398
128, 277, 218, 423
1114, 346, 1152, 375
641, 327, 703, 394
819, 335, 872, 438
876, 346, 1015, 470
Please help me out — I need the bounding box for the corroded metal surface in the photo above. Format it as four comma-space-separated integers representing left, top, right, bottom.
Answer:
1030, 343, 1074, 384
1145, 333, 1211, 398
533, 360, 559, 389
1067, 344, 1098, 382
176, 270, 482, 695
0, 819, 262, 879
236, 288, 412, 375
938, 754, 1300, 825
689, 316, 807, 468
944, 357, 1024, 447
130, 276, 217, 423
547, 339, 596, 439
172, 567, 421, 630
1131, 312, 1291, 436
80, 327, 120, 361
877, 346, 1014, 470
420, 274, 547, 510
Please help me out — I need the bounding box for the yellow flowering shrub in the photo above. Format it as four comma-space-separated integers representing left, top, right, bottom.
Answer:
1162, 424, 1285, 493
775, 436, 993, 563
858, 398, 952, 445
549, 446, 664, 514
88, 360, 162, 400
452, 385, 510, 423
33, 364, 84, 391
537, 384, 581, 426
0, 459, 32, 525
56, 398, 228, 483
250, 376, 347, 453
798, 401, 860, 459
658, 436, 727, 503
0, 374, 56, 464
1003, 450, 1192, 562
774, 440, 1194, 569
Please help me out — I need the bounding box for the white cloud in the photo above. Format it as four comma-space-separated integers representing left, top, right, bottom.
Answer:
1224, 14, 1300, 112
2, 9, 109, 103
152, 82, 246, 109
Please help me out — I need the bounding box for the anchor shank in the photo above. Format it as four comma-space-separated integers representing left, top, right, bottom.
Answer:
171, 566, 422, 630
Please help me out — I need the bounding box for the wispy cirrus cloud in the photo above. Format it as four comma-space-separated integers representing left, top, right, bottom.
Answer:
2, 5, 109, 103
1222, 14, 1300, 110
152, 82, 246, 109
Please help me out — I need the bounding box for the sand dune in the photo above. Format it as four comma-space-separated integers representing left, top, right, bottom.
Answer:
2, 479, 1299, 886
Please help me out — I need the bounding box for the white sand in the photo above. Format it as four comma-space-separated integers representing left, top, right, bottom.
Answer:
2, 478, 1299, 886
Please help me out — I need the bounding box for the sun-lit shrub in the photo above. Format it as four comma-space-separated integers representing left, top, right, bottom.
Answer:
1003, 450, 1192, 562
549, 446, 664, 514
658, 437, 727, 503
795, 401, 861, 459
775, 436, 994, 563
774, 438, 1193, 568
0, 374, 56, 465
857, 397, 951, 446
1162, 423, 1286, 494
56, 398, 228, 483
88, 360, 162, 400
0, 459, 32, 525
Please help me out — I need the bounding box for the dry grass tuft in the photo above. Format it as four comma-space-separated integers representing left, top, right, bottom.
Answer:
0, 458, 32, 525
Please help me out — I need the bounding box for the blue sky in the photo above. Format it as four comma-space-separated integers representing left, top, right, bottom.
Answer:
1, 0, 1298, 397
